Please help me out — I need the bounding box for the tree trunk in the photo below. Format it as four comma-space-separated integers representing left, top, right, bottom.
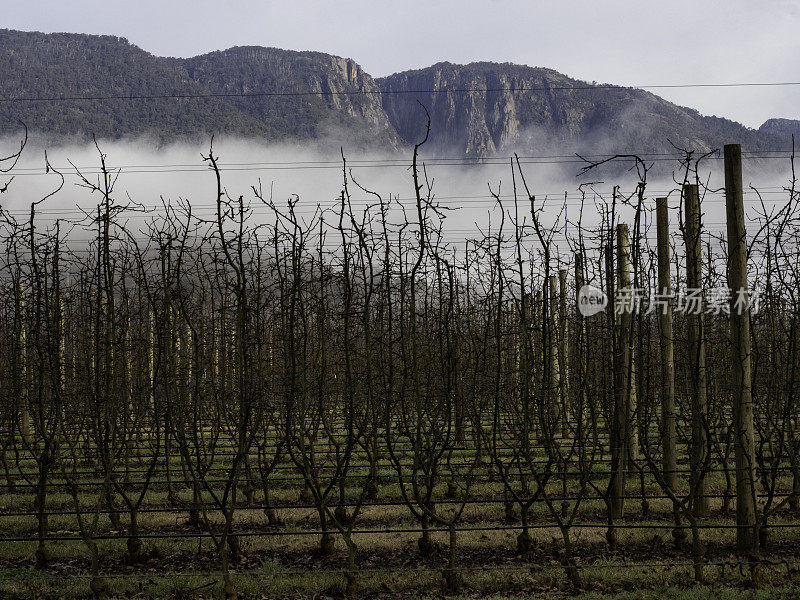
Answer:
126, 508, 143, 563
442, 525, 461, 593
560, 526, 583, 589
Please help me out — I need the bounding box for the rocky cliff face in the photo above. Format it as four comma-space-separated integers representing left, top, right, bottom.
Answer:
173, 46, 401, 147
0, 29, 399, 147
377, 62, 787, 157
0, 29, 792, 157
759, 118, 800, 143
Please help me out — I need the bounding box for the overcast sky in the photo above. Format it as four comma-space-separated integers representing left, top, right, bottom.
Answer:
3, 0, 800, 128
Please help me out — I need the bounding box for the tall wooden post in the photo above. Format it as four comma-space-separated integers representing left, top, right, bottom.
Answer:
656, 197, 677, 493
558, 269, 570, 438
609, 224, 632, 518
617, 224, 638, 463
18, 280, 31, 447
534, 289, 544, 402
149, 306, 155, 410
59, 293, 65, 395
604, 242, 622, 518
574, 254, 589, 420
724, 143, 757, 555
684, 183, 710, 516
628, 346, 639, 462
548, 274, 561, 433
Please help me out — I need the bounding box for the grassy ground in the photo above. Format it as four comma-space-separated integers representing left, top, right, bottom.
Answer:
1, 438, 798, 599
2, 565, 799, 599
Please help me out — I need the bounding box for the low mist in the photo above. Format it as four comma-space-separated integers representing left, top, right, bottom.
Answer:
0, 133, 794, 259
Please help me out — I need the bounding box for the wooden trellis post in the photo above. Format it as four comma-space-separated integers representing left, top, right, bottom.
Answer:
558, 269, 570, 438
655, 197, 677, 494
684, 183, 710, 517
617, 223, 638, 464
548, 274, 561, 433
724, 143, 757, 555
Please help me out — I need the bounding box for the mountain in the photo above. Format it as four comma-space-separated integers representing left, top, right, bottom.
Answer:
377, 62, 788, 157
759, 118, 800, 144
170, 46, 400, 148
0, 29, 398, 147
0, 29, 271, 143
0, 28, 792, 158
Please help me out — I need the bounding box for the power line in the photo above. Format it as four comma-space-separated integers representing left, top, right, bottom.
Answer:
5, 519, 800, 543
1, 153, 794, 178
3, 82, 800, 103
3, 149, 791, 173
2, 559, 792, 581
0, 197, 791, 218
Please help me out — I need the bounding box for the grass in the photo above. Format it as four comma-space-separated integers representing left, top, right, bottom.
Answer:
1, 562, 798, 600
1, 435, 798, 599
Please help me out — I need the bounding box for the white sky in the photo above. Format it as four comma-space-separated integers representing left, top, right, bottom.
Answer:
3, 0, 800, 128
